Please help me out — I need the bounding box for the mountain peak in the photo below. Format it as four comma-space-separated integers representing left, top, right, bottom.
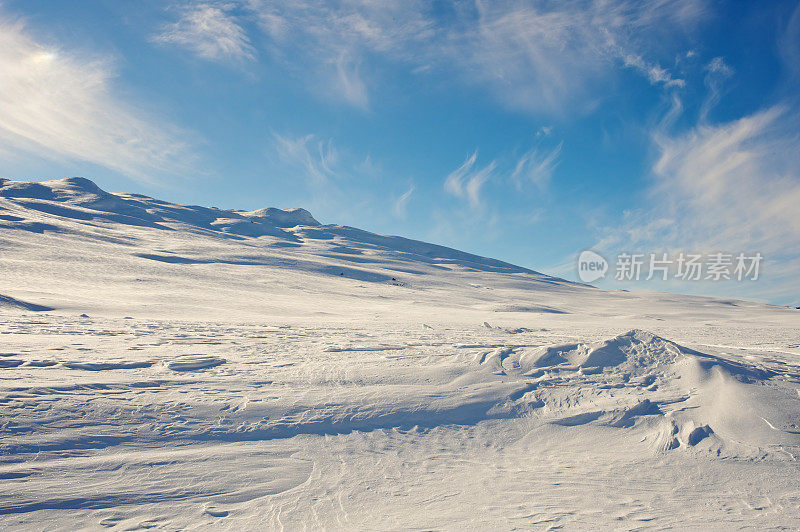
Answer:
0, 176, 106, 202
241, 207, 320, 227
44, 177, 105, 194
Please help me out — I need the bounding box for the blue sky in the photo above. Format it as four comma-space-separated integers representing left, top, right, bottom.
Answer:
1, 0, 798, 304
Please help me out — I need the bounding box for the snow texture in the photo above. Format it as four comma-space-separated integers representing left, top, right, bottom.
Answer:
1, 178, 799, 529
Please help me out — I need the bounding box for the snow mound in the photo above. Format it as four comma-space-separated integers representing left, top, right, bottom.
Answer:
0, 178, 57, 199
62, 361, 153, 371
515, 329, 681, 373
493, 304, 568, 314
479, 330, 800, 459
208, 218, 300, 239
43, 177, 160, 221
240, 207, 320, 227
0, 294, 53, 312
167, 355, 226, 372
581, 329, 681, 370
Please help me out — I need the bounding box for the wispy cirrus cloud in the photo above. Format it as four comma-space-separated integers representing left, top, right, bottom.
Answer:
444, 151, 495, 208
511, 141, 563, 189
585, 3, 800, 300
271, 132, 338, 185
589, 103, 800, 303
246, 0, 432, 108
153, 0, 702, 111
153, 2, 255, 64
444, 137, 564, 210
0, 14, 195, 182
267, 132, 400, 228
619, 52, 685, 88
442, 0, 704, 112
332, 52, 369, 109
699, 56, 734, 121
650, 106, 800, 253
778, 1, 800, 85
393, 184, 415, 219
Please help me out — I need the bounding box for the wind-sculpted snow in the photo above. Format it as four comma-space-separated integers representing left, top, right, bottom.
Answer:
0, 294, 53, 312
1, 315, 799, 528
478, 329, 800, 457
1, 177, 800, 528
2, 320, 796, 453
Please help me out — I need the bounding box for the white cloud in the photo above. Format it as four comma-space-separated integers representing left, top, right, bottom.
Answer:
154, 2, 255, 64
233, 0, 703, 112
511, 141, 562, 188
650, 106, 800, 251
620, 52, 685, 87
591, 104, 800, 302
145, 0, 710, 112
778, 1, 800, 83
0, 15, 194, 182
444, 0, 703, 112
699, 57, 733, 121
332, 52, 369, 109
444, 151, 477, 197
272, 133, 338, 185
444, 151, 494, 208
246, 0, 432, 108
443, 140, 562, 213
393, 184, 414, 219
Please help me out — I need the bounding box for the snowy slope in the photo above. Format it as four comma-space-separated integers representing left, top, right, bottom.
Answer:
1, 178, 799, 529
0, 177, 583, 319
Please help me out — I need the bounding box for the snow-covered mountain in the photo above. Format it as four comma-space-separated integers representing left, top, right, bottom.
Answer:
1, 177, 799, 529
0, 176, 547, 274
0, 176, 774, 320
0, 176, 586, 318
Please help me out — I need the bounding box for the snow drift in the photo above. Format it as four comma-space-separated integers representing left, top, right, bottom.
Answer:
1, 177, 799, 529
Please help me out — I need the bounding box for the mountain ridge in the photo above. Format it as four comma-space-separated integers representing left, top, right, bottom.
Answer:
0, 176, 567, 281
3, 176, 775, 322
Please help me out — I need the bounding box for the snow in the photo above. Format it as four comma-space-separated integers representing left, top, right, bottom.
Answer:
1, 177, 799, 529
